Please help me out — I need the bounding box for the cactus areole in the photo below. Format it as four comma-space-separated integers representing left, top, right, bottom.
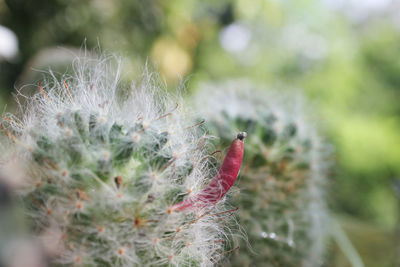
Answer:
171, 132, 246, 212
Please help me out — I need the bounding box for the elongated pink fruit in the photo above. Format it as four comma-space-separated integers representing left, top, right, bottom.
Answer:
169, 132, 246, 212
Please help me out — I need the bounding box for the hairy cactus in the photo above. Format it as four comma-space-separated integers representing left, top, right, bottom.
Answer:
194, 81, 330, 267
0, 56, 237, 266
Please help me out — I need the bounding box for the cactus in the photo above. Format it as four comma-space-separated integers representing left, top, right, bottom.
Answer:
194, 81, 330, 267
0, 56, 237, 266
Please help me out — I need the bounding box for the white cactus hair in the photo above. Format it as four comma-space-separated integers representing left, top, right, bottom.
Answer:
0, 54, 238, 266
193, 79, 331, 266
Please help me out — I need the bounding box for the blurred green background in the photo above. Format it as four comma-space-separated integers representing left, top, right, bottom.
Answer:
0, 0, 399, 266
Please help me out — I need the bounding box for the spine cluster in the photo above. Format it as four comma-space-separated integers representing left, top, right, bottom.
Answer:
0, 56, 235, 266
194, 81, 330, 267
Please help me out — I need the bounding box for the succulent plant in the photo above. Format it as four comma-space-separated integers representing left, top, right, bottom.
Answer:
194, 81, 330, 267
0, 56, 238, 266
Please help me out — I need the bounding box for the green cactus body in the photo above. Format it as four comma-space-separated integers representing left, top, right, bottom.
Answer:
0, 57, 234, 266
195, 81, 329, 267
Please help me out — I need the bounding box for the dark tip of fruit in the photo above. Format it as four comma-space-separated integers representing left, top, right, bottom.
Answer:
237, 132, 247, 141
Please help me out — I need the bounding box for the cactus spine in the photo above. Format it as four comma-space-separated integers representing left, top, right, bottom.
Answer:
194, 81, 329, 267
0, 56, 236, 266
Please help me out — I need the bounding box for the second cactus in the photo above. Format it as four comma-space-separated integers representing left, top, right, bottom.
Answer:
194, 81, 330, 267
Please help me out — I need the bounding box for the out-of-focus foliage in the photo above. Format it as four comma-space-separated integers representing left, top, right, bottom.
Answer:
0, 178, 48, 267
1, 0, 400, 266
